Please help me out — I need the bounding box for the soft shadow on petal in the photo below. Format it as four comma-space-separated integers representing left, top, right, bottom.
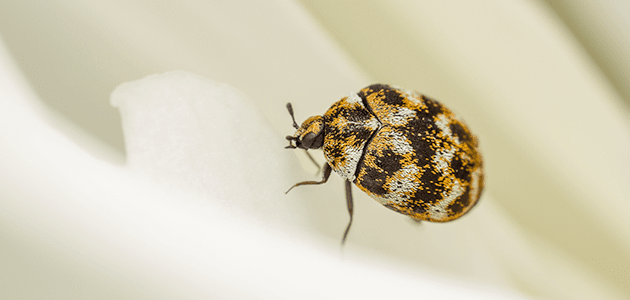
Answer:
299, 0, 630, 298
1, 46, 531, 298
2, 0, 628, 299
111, 71, 611, 300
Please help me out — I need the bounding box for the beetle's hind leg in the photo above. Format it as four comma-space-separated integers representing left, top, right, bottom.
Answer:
341, 180, 354, 245
285, 164, 355, 245
285, 163, 332, 194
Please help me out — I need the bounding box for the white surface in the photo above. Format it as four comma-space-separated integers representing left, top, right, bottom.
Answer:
0, 0, 629, 299
1, 59, 529, 298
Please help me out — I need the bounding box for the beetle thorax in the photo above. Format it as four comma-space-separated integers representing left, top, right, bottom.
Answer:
321, 94, 381, 181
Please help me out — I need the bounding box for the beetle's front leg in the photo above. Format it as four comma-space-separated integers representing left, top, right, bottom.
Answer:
285, 163, 332, 194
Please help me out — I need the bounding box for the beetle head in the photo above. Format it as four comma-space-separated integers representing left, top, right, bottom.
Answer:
285, 103, 324, 150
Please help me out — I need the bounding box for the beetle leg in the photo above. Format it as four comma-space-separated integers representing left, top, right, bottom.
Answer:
341, 179, 354, 245
304, 150, 321, 173
285, 163, 332, 194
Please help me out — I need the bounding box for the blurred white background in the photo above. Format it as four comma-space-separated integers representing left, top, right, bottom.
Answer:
1, 0, 629, 299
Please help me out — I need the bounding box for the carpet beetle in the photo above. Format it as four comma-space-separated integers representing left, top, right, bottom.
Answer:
285, 84, 484, 244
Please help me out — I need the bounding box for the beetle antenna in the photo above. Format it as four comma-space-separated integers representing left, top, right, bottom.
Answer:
286, 103, 299, 129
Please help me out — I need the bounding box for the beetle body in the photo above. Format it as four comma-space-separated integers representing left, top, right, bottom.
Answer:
286, 84, 483, 239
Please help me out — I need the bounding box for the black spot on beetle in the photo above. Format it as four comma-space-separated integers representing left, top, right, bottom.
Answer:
448, 197, 465, 215
450, 155, 471, 182
421, 95, 445, 117
360, 84, 406, 107
450, 122, 471, 143
381, 86, 405, 106
456, 165, 471, 182
448, 184, 473, 216
357, 167, 388, 196
377, 149, 402, 174
418, 171, 443, 204
411, 203, 427, 214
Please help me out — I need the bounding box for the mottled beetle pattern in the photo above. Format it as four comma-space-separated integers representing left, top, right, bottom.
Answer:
286, 84, 484, 244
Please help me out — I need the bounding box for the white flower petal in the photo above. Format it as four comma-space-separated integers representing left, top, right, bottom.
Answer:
1, 0, 629, 299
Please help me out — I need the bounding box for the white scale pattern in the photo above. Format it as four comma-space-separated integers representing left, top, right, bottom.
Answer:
345, 92, 362, 104
381, 164, 421, 205
334, 145, 363, 181
435, 113, 460, 145
382, 129, 413, 155
434, 147, 456, 173
385, 106, 416, 126
428, 179, 464, 220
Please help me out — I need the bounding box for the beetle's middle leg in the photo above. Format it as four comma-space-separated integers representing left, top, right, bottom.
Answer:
285, 163, 332, 194
304, 150, 321, 173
